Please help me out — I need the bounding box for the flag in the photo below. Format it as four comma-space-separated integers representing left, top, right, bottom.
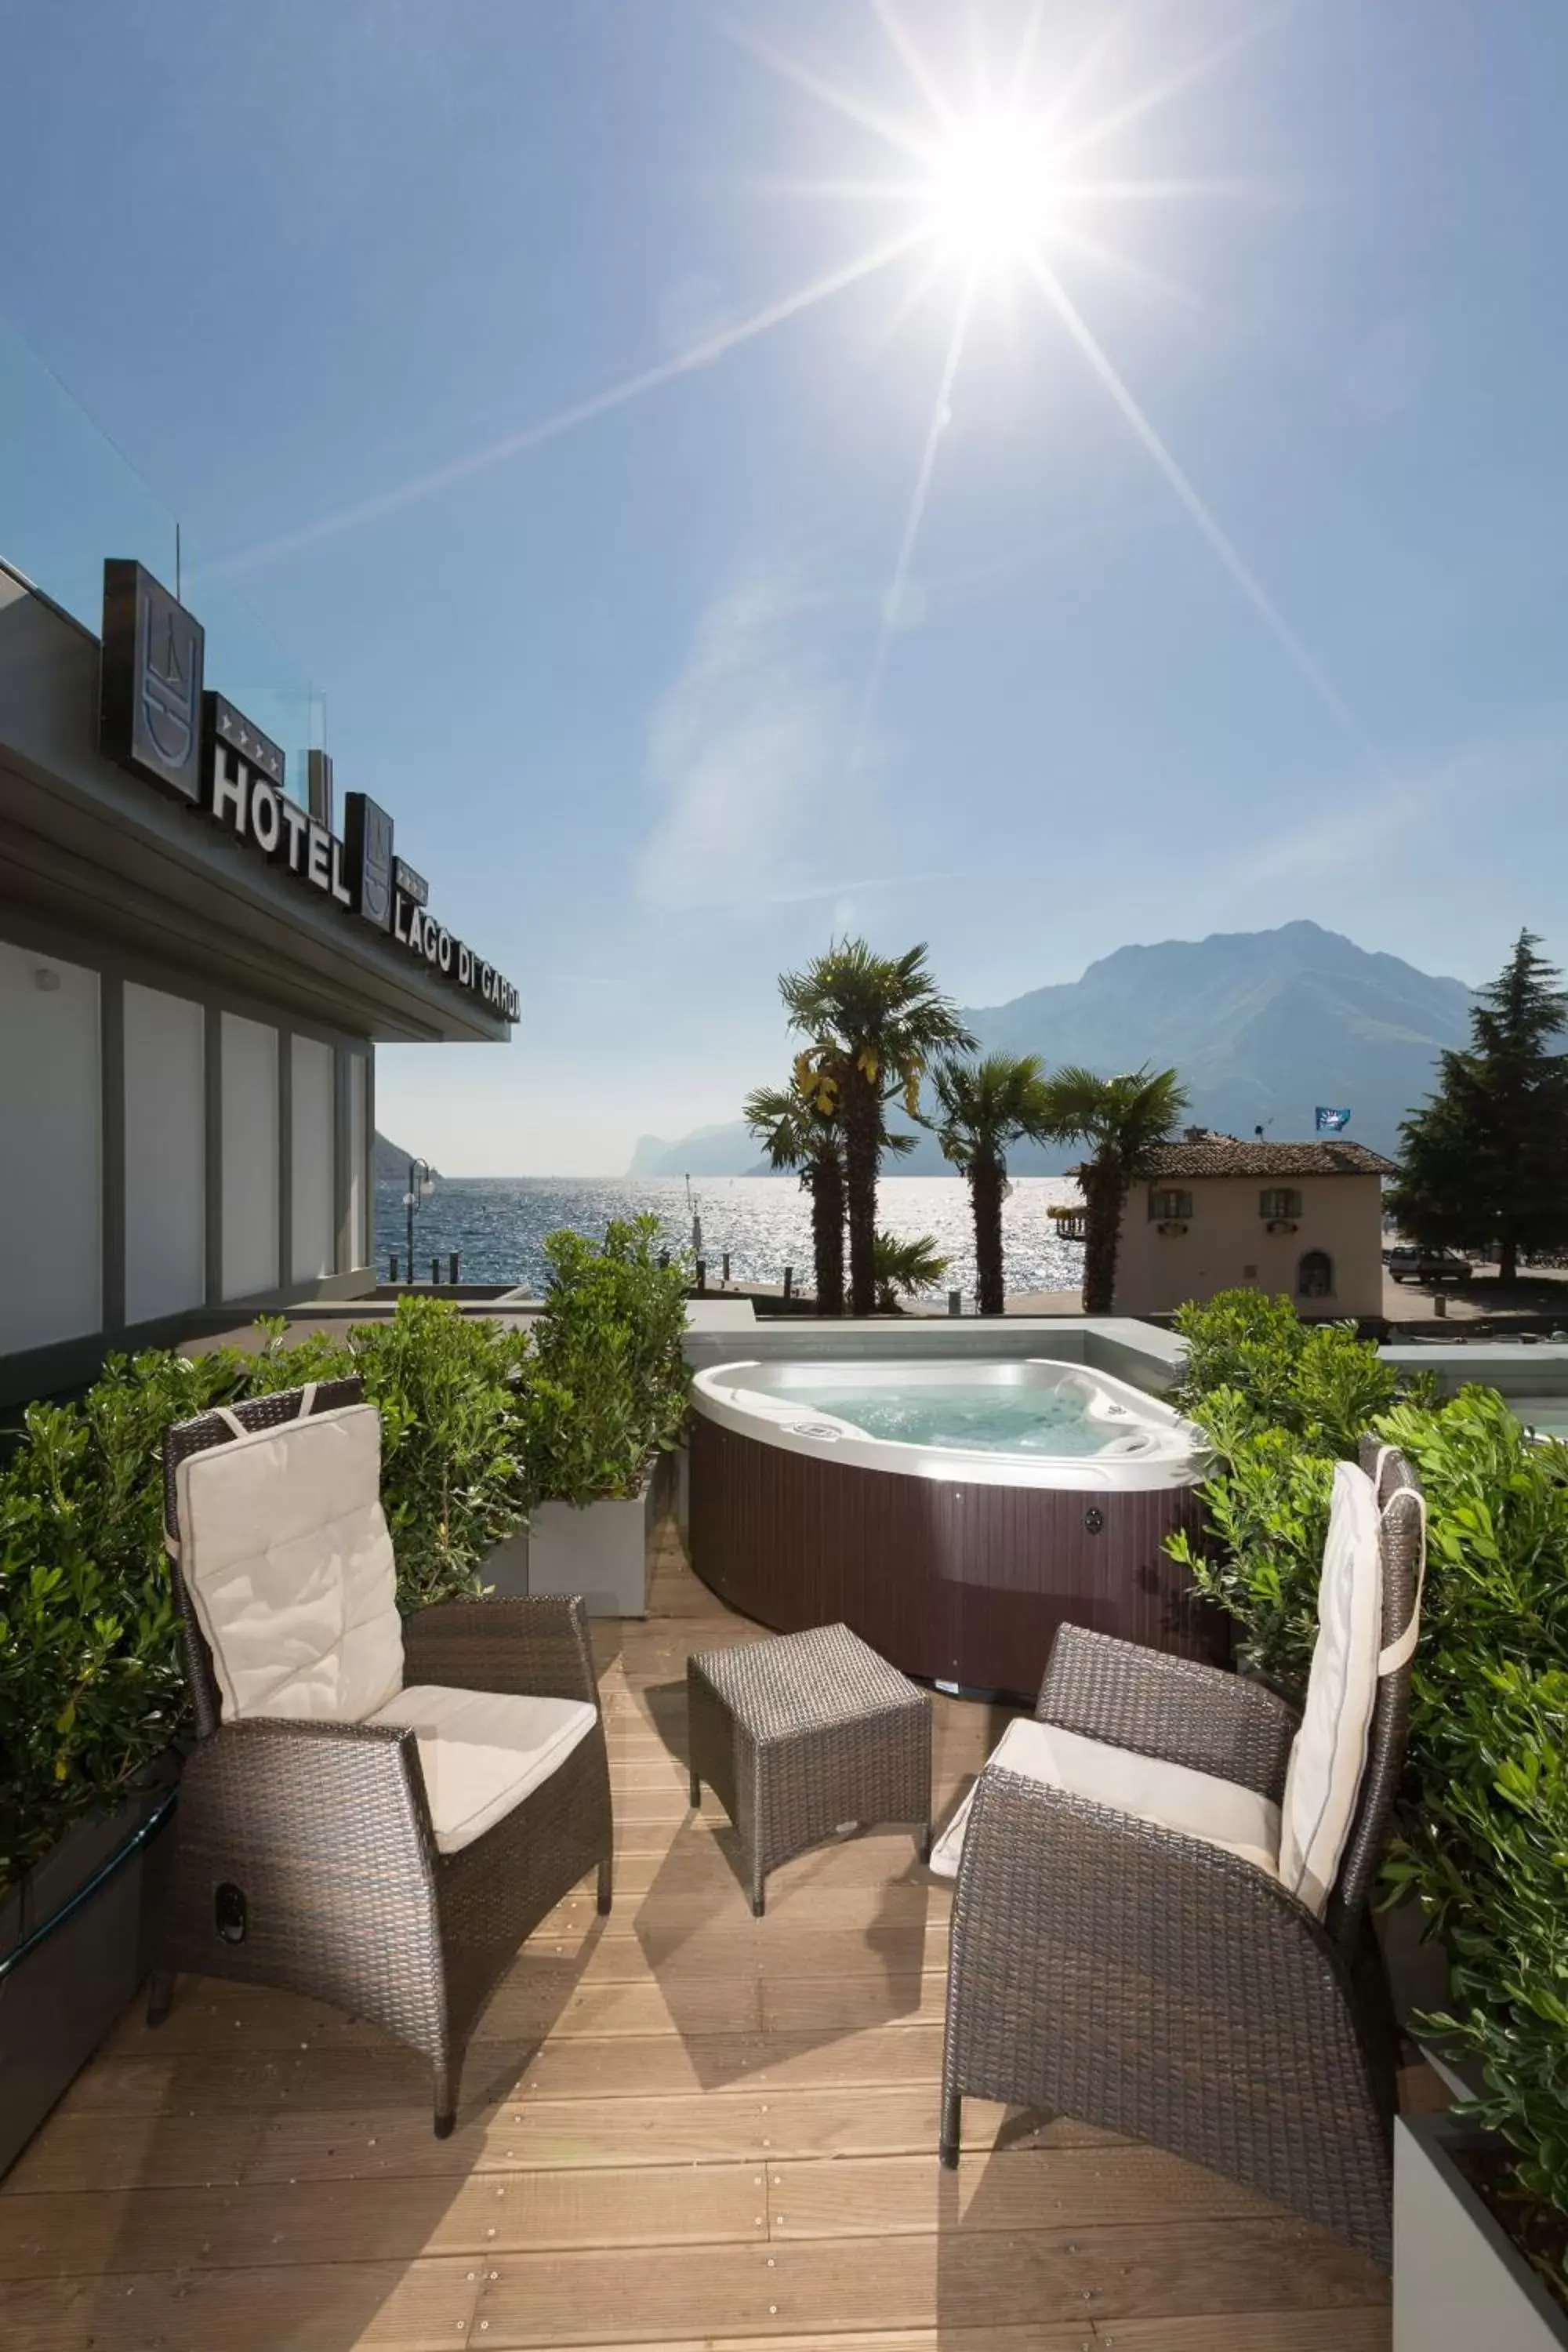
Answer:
1316, 1106, 1352, 1133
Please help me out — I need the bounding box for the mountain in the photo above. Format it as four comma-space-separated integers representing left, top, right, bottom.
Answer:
961, 920, 1472, 1165
373, 1130, 439, 1182
625, 923, 1473, 1175
627, 1123, 761, 1178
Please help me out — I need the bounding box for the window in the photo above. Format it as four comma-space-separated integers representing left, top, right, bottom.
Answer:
1148, 1187, 1193, 1222
1260, 1188, 1303, 1221
1298, 1249, 1334, 1300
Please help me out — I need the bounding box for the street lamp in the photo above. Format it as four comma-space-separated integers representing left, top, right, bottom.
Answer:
403, 1158, 435, 1283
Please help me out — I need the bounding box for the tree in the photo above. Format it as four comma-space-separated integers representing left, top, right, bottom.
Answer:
1388, 930, 1568, 1285
873, 1231, 950, 1313
931, 1052, 1054, 1314
1036, 1065, 1191, 1314
779, 940, 975, 1316
743, 1061, 846, 1316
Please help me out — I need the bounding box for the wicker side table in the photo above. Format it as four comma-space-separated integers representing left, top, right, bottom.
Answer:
687, 1621, 932, 1915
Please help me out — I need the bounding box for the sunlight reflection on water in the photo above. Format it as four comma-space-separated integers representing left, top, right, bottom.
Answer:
375, 1173, 1085, 1301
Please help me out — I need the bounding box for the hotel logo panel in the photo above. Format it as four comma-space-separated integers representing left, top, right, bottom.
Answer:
99, 558, 206, 802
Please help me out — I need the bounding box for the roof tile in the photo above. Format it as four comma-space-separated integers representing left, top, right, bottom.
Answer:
1135, 1138, 1398, 1178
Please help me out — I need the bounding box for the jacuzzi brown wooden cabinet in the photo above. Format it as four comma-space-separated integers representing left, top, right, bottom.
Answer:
688, 1412, 1224, 1700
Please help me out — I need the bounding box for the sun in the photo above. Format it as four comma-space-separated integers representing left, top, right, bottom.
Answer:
925, 116, 1062, 270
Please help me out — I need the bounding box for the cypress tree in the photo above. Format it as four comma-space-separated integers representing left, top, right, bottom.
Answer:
1388, 930, 1568, 1283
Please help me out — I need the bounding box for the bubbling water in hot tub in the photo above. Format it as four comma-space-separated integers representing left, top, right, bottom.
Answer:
786, 1378, 1135, 1457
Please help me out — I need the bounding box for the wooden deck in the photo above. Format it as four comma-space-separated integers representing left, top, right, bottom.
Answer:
0, 1515, 1392, 2350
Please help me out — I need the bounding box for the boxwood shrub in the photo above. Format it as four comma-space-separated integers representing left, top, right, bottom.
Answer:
1170, 1289, 1568, 2238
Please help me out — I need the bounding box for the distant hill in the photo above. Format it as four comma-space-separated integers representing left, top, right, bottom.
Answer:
625, 921, 1473, 1175
626, 1123, 763, 1178
373, 1130, 439, 1182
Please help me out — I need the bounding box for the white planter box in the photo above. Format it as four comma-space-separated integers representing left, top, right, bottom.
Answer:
525, 1475, 658, 1617
1396, 2116, 1568, 2350
481, 1530, 530, 1599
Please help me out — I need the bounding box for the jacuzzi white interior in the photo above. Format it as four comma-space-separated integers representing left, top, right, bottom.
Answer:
691, 1357, 1203, 1490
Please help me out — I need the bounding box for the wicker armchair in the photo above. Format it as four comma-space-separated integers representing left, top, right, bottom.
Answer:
147, 1381, 612, 2137
938, 1440, 1424, 2268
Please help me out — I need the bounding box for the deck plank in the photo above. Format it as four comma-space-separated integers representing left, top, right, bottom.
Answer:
0, 2162, 766, 2278
0, 2259, 481, 2350
469, 2220, 1384, 2346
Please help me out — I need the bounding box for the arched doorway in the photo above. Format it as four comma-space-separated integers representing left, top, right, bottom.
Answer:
1298, 1248, 1334, 1301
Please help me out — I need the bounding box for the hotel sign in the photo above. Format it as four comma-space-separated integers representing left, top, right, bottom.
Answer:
97, 561, 517, 1025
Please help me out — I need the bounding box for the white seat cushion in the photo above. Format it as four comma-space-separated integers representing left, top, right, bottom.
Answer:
177, 1403, 403, 1726
371, 1685, 599, 1855
927, 1714, 1281, 1882
1277, 1459, 1383, 1916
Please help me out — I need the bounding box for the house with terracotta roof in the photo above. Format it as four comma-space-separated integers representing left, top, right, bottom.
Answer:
1109, 1134, 1397, 1320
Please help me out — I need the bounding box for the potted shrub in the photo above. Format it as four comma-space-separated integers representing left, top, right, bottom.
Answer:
1377, 1393, 1568, 2347
521, 1218, 689, 1616
0, 1348, 248, 2175
248, 1301, 535, 1604
1167, 1294, 1568, 2341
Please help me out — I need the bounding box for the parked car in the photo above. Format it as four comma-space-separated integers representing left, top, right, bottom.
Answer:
1387, 1244, 1475, 1284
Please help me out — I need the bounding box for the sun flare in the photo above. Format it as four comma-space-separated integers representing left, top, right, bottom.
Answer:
925, 117, 1062, 268
232, 2, 1371, 792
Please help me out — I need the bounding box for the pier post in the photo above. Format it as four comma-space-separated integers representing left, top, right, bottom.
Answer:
948, 1290, 962, 1317
390, 1254, 399, 1283
722, 1252, 731, 1285
696, 1258, 707, 1293
430, 1257, 440, 1286
448, 1252, 459, 1284
782, 1265, 793, 1301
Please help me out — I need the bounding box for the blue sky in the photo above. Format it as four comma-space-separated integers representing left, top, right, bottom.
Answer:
3, 0, 1565, 1171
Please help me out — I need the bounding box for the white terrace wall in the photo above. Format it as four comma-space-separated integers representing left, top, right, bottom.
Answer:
1112, 1172, 1386, 1319
0, 941, 101, 1354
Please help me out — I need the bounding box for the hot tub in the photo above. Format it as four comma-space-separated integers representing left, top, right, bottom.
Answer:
688, 1358, 1221, 1699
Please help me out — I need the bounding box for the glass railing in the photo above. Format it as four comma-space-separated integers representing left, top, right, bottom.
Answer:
0, 312, 322, 801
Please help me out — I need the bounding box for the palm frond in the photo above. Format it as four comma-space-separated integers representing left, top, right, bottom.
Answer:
873, 1229, 950, 1307
931, 1051, 1052, 1169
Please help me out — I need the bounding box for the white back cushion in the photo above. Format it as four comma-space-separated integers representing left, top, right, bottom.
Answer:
1276, 1458, 1382, 1917
177, 1403, 404, 1725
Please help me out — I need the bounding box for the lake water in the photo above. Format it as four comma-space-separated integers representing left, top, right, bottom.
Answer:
374, 1174, 1086, 1304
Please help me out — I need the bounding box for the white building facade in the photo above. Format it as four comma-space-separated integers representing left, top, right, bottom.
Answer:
1110, 1138, 1396, 1322
0, 557, 516, 1406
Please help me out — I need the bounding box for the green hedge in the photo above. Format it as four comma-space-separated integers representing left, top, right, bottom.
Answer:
1170, 1290, 1568, 2223
0, 1221, 689, 1901
524, 1218, 691, 1508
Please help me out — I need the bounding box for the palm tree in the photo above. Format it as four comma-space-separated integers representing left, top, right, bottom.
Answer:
873, 1231, 950, 1313
780, 940, 975, 1316
743, 1061, 846, 1316
931, 1052, 1054, 1315
1036, 1065, 1191, 1314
